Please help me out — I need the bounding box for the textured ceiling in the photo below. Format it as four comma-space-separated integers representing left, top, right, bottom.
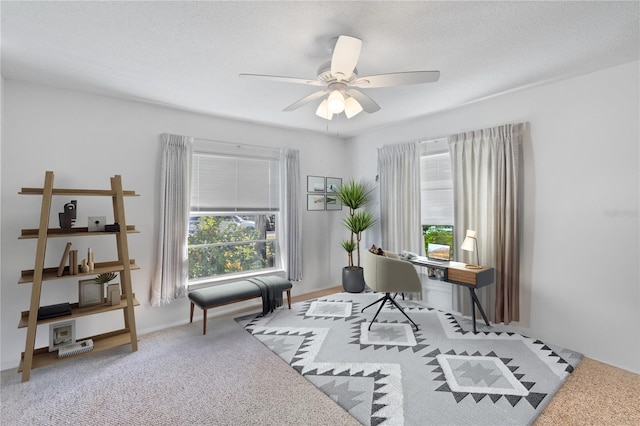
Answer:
2, 1, 639, 138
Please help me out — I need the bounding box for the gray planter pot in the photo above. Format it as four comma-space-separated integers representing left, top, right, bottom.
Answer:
342, 267, 365, 293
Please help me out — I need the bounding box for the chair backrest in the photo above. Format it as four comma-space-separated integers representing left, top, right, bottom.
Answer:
363, 249, 422, 294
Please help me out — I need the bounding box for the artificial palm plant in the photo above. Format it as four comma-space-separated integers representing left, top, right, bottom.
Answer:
94, 272, 117, 285
337, 179, 376, 269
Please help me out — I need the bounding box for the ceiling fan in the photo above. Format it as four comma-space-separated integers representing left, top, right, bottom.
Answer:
239, 35, 440, 120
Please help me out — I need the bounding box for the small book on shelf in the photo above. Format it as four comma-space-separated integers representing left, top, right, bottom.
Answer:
69, 250, 78, 275
37, 302, 72, 320
57, 339, 94, 358
56, 242, 72, 277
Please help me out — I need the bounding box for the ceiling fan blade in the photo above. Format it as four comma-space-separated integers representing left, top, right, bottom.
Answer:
347, 89, 381, 113
331, 35, 362, 81
283, 90, 328, 111
353, 71, 440, 88
239, 73, 324, 87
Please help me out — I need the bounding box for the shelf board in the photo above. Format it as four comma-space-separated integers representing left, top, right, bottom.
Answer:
18, 295, 140, 328
19, 225, 138, 239
20, 188, 138, 197
19, 260, 139, 284
18, 328, 137, 372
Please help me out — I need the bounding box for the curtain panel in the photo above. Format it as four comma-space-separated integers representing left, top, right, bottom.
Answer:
448, 122, 525, 324
279, 148, 302, 281
150, 133, 193, 306
377, 142, 423, 254
377, 142, 423, 300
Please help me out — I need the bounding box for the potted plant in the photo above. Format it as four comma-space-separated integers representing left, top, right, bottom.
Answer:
337, 179, 376, 292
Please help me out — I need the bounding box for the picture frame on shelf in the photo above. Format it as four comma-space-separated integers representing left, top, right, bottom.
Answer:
307, 194, 326, 211
49, 320, 75, 352
106, 283, 120, 306
88, 216, 106, 232
307, 176, 325, 193
326, 177, 342, 194
78, 279, 104, 308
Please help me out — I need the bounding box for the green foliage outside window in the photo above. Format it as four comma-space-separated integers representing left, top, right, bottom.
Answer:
188, 215, 275, 280
423, 225, 454, 258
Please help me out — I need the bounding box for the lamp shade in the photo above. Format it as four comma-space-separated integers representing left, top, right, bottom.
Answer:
460, 229, 481, 268
327, 90, 345, 114
344, 96, 363, 119
315, 99, 333, 120
461, 229, 477, 252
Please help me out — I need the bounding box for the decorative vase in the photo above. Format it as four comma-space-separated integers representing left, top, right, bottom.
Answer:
342, 267, 365, 293
87, 249, 95, 272
80, 259, 89, 273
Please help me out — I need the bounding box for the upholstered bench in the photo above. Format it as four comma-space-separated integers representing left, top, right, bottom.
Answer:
188, 277, 292, 335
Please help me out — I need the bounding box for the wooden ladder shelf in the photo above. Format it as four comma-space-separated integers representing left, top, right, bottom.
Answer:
18, 171, 140, 382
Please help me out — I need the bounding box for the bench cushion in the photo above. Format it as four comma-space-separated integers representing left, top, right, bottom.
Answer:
188, 277, 292, 335
188, 281, 261, 309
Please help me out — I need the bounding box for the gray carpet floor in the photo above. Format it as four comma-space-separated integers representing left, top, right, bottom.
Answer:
1, 313, 360, 426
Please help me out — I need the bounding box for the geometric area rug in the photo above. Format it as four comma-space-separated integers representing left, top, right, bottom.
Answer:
236, 292, 582, 426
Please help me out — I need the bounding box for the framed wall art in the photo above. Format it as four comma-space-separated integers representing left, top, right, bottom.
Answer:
326, 177, 342, 193
307, 176, 325, 193
307, 175, 341, 211
325, 194, 342, 210
307, 194, 326, 211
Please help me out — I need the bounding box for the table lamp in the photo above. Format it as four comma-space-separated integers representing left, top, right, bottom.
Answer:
461, 229, 482, 269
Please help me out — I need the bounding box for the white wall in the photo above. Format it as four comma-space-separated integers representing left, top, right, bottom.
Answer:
3, 62, 638, 374
0, 81, 350, 370
348, 61, 640, 374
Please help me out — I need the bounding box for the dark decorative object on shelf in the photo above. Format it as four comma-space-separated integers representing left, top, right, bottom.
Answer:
58, 200, 77, 228
37, 302, 72, 320
105, 223, 120, 232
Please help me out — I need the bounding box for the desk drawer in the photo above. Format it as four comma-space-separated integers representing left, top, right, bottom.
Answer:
447, 268, 477, 285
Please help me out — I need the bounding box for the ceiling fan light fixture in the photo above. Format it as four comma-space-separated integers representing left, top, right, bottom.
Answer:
240, 34, 440, 120
327, 90, 345, 114
344, 96, 363, 119
315, 99, 333, 120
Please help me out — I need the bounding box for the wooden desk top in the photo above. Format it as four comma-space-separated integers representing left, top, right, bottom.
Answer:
410, 257, 494, 287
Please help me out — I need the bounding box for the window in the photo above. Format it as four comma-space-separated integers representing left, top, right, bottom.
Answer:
420, 140, 454, 256
188, 149, 280, 283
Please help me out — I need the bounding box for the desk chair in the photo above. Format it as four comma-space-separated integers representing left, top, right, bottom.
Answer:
362, 249, 421, 331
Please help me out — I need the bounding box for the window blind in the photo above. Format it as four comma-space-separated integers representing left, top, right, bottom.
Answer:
420, 151, 453, 225
191, 153, 279, 211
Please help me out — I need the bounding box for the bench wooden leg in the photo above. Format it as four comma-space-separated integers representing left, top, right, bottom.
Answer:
203, 308, 207, 335
286, 289, 291, 309
191, 302, 208, 335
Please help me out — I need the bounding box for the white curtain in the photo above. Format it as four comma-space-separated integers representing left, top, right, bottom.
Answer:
377, 142, 423, 255
448, 122, 525, 324
150, 133, 193, 306
279, 148, 302, 281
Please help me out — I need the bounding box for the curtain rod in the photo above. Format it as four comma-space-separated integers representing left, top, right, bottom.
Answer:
380, 121, 529, 149
378, 137, 446, 150
193, 136, 281, 151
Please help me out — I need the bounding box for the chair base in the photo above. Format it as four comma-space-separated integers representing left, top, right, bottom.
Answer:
362, 292, 419, 331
